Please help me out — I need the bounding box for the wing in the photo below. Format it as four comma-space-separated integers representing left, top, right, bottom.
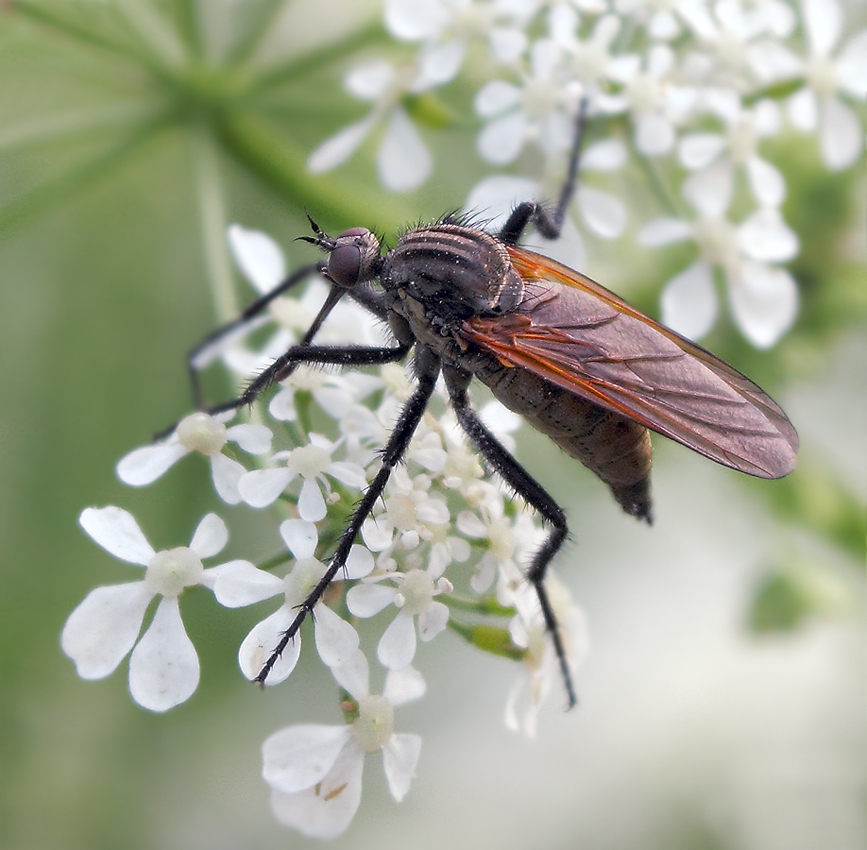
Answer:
460, 246, 798, 479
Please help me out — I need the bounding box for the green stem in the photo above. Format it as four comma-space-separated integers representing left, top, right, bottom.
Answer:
440, 592, 516, 618
190, 122, 238, 324
246, 20, 388, 95
215, 108, 415, 230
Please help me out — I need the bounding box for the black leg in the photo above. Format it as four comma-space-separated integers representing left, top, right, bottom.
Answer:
187, 261, 327, 409
497, 97, 589, 246
206, 340, 413, 418
255, 347, 441, 684
443, 367, 577, 708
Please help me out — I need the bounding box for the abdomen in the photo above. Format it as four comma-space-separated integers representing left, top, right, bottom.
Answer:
474, 356, 653, 523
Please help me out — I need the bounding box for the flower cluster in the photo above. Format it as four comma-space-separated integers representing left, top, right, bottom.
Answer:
63, 0, 862, 839
310, 0, 865, 349
65, 222, 588, 837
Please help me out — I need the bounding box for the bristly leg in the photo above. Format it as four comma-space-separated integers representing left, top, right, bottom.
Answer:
443, 366, 577, 708
497, 97, 589, 246
255, 347, 440, 684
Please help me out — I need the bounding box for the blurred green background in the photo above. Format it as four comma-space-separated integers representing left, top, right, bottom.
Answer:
0, 2, 864, 849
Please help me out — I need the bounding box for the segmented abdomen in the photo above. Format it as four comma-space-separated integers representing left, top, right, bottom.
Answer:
475, 357, 653, 522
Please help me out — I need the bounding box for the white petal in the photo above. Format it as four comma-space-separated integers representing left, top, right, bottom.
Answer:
385, 0, 446, 40
753, 99, 783, 137
307, 118, 375, 174
383, 666, 427, 707
417, 600, 449, 641
489, 26, 527, 64
189, 513, 227, 559
345, 61, 394, 98
660, 260, 719, 341
738, 208, 799, 262
475, 80, 522, 118
835, 30, 867, 97
268, 387, 296, 421
346, 582, 397, 617
314, 603, 360, 667
269, 742, 364, 840
607, 53, 641, 83
682, 161, 733, 217
819, 97, 863, 171
263, 724, 353, 794
465, 175, 538, 232
331, 647, 369, 702
116, 442, 187, 486
803, 0, 840, 57
382, 733, 422, 802
227, 423, 273, 455
455, 510, 487, 538
79, 506, 154, 565
377, 109, 432, 193
728, 261, 799, 349
279, 518, 318, 560
416, 39, 465, 87
210, 453, 246, 505
581, 139, 627, 171
377, 610, 417, 670
213, 561, 283, 607
747, 39, 803, 84
298, 478, 327, 522
344, 544, 375, 580
788, 87, 818, 132
61, 582, 153, 678
678, 133, 725, 170
361, 517, 394, 552
746, 156, 786, 206
326, 461, 368, 489
128, 597, 199, 711
238, 467, 293, 508
649, 9, 679, 40
477, 111, 527, 165
416, 498, 450, 525
238, 607, 299, 684
226, 224, 286, 294
577, 186, 627, 239
634, 111, 675, 157
647, 43, 674, 78
638, 217, 693, 247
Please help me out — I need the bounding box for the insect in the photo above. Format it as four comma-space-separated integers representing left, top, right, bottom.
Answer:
187, 104, 798, 706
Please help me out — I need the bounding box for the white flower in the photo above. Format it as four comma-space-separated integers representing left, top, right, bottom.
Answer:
386, 0, 527, 87
214, 519, 373, 684
786, 0, 867, 171
263, 650, 425, 839
678, 97, 786, 206
501, 568, 589, 738
466, 157, 628, 273
62, 508, 249, 711
360, 465, 451, 553
457, 490, 542, 593
347, 562, 453, 670
475, 38, 576, 165
238, 433, 368, 520
598, 42, 696, 157
307, 60, 433, 192
639, 161, 799, 347
678, 0, 794, 88
116, 411, 272, 505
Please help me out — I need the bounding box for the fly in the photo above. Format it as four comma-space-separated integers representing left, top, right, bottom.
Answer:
183, 102, 798, 706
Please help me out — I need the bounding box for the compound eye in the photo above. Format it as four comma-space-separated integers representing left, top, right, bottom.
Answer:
328, 243, 362, 288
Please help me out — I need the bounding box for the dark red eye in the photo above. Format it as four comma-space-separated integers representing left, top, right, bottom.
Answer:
328, 243, 362, 287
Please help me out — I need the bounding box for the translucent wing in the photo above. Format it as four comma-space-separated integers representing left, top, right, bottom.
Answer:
460, 247, 798, 479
